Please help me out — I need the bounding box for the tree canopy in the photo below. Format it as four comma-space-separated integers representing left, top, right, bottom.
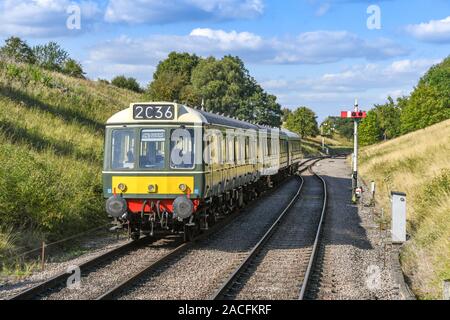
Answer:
285, 107, 319, 138
320, 116, 353, 139
33, 42, 69, 72
147, 52, 282, 127
0, 37, 35, 64
400, 56, 450, 134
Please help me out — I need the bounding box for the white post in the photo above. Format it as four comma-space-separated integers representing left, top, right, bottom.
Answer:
370, 181, 376, 205
352, 100, 359, 199
391, 192, 407, 243
444, 280, 450, 300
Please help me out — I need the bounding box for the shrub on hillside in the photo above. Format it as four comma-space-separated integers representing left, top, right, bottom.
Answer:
0, 37, 87, 80
0, 37, 36, 64
111, 75, 142, 93
33, 42, 69, 72
62, 58, 86, 79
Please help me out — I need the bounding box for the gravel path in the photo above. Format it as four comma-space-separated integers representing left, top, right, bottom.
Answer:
117, 178, 302, 300
306, 157, 402, 300
229, 171, 324, 300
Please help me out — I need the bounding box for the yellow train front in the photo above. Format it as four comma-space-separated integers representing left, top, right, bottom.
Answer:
103, 102, 302, 241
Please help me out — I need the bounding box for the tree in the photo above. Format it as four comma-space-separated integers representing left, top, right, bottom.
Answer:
190, 55, 282, 126
281, 108, 292, 123
285, 107, 319, 138
147, 71, 188, 102
111, 75, 142, 93
400, 56, 450, 134
373, 96, 401, 140
359, 110, 382, 146
33, 42, 69, 71
190, 56, 247, 115
0, 37, 36, 64
62, 59, 85, 79
147, 52, 200, 102
320, 116, 353, 139
146, 53, 282, 127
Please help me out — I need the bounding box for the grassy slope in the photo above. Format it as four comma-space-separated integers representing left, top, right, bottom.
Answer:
303, 135, 352, 156
0, 60, 142, 255
359, 119, 450, 299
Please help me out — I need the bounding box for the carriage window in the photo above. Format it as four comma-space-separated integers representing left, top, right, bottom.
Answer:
140, 130, 166, 169
112, 129, 136, 170
170, 129, 195, 169
227, 135, 235, 164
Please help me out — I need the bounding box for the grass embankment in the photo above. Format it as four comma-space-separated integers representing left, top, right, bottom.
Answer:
302, 135, 352, 157
0, 60, 142, 264
359, 119, 450, 299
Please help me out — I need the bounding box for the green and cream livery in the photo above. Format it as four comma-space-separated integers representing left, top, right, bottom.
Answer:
103, 102, 302, 241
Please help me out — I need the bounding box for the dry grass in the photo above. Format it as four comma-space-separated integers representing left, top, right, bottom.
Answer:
302, 134, 352, 156
359, 119, 450, 299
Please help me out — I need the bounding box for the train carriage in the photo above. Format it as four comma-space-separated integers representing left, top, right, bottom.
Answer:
103, 102, 302, 241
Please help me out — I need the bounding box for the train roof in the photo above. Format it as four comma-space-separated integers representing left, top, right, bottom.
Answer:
106, 102, 283, 132
280, 128, 301, 140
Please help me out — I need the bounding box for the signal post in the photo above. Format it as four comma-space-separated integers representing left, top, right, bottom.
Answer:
341, 100, 367, 203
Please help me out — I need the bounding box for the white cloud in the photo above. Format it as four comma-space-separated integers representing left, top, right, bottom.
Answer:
269, 31, 408, 64
261, 58, 441, 120
86, 29, 409, 79
406, 16, 450, 43
0, 0, 102, 37
189, 28, 263, 50
104, 0, 264, 24
261, 79, 289, 89
316, 3, 331, 16
264, 59, 439, 94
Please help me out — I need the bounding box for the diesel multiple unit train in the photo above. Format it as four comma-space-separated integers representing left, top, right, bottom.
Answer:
103, 102, 302, 240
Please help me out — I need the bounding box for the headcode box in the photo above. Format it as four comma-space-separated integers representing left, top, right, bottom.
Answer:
391, 191, 407, 243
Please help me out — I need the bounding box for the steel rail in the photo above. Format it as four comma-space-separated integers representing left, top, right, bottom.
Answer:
298, 165, 328, 300
97, 224, 218, 300
9, 235, 160, 300
210, 159, 324, 300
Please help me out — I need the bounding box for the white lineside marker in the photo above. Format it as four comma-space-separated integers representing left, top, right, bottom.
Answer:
391, 191, 407, 243
443, 280, 450, 300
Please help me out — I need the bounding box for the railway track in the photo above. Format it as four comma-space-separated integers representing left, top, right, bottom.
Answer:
211, 161, 328, 300
98, 159, 318, 300
9, 158, 319, 300
99, 158, 325, 301
8, 234, 173, 300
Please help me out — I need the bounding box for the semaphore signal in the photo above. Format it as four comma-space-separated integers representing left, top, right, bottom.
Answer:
341, 99, 367, 203
340, 110, 367, 119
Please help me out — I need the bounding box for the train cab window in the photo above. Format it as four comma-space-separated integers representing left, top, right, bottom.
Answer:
112, 129, 136, 170
170, 129, 195, 169
140, 129, 166, 169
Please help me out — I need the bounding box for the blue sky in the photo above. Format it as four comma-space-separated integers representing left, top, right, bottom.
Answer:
1, 0, 450, 121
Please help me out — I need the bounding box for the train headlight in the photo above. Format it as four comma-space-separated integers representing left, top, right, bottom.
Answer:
179, 184, 188, 192
148, 184, 157, 193
117, 183, 127, 192
173, 196, 193, 220
106, 196, 127, 218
